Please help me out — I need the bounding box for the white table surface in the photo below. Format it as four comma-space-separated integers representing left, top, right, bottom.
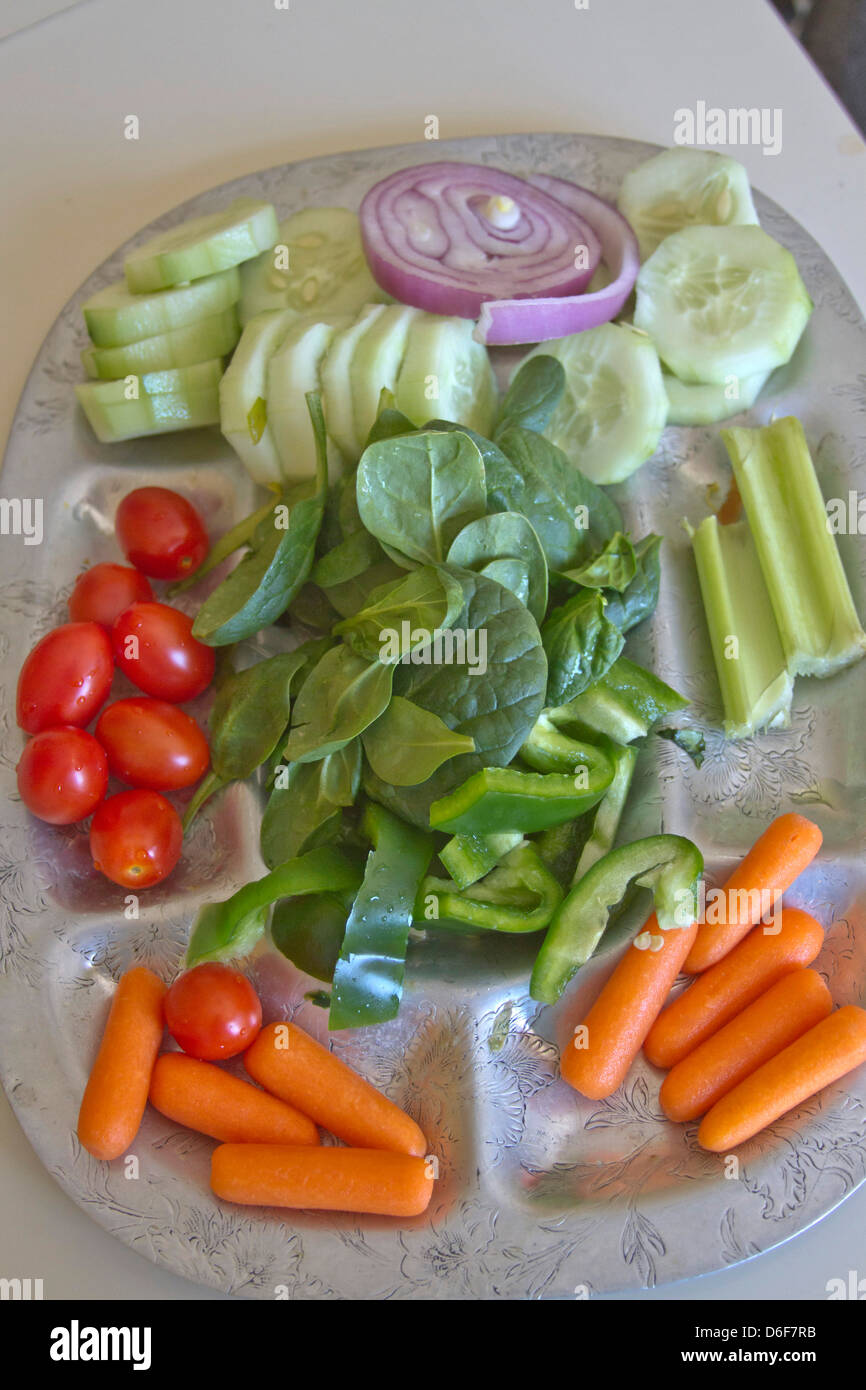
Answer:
1, 0, 865, 1302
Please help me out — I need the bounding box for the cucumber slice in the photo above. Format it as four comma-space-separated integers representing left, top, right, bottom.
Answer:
664, 367, 771, 426
350, 304, 419, 449
320, 304, 386, 459
75, 360, 223, 443
219, 309, 298, 484
82, 268, 241, 348
124, 198, 278, 293
619, 148, 759, 261
82, 306, 240, 379
523, 323, 668, 484
267, 316, 349, 481
634, 225, 812, 386
239, 206, 388, 326
395, 314, 497, 435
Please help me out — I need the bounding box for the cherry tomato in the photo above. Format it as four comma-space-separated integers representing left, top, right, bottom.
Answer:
115, 486, 209, 580
164, 963, 262, 1061
16, 622, 114, 734
89, 789, 183, 888
112, 602, 215, 703
95, 697, 209, 790
68, 563, 153, 628
16, 727, 108, 825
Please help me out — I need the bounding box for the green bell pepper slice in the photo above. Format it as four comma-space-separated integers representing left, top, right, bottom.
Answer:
417, 843, 563, 933
572, 741, 639, 881
185, 845, 364, 967
519, 713, 616, 779
530, 833, 703, 1004
547, 656, 687, 745
329, 802, 433, 1030
429, 761, 614, 837
439, 830, 524, 889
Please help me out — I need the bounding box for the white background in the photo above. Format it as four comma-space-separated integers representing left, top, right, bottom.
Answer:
1, 0, 865, 1301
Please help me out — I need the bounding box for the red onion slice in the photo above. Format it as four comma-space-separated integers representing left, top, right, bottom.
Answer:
359, 161, 602, 319
474, 174, 640, 345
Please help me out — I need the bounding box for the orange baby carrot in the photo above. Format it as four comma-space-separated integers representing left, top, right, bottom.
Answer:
698, 1005, 866, 1151
77, 966, 166, 1160
660, 968, 833, 1123
244, 1022, 427, 1156
211, 1143, 435, 1217
149, 1052, 319, 1147
685, 813, 822, 974
645, 906, 825, 1069
560, 915, 699, 1100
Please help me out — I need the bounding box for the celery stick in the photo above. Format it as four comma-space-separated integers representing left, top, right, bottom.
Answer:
723, 416, 866, 678
691, 515, 793, 738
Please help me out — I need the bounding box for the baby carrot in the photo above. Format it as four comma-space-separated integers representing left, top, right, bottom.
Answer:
685, 813, 822, 973
211, 1143, 435, 1217
77, 966, 166, 1160
149, 1052, 319, 1146
660, 969, 833, 1123
561, 915, 698, 1100
244, 1022, 427, 1156
645, 906, 824, 1069
698, 1004, 866, 1151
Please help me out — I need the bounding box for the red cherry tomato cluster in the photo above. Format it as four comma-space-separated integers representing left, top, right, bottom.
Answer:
15, 487, 214, 890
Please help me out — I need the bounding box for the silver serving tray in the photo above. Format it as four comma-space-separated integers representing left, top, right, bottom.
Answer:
1, 132, 865, 1300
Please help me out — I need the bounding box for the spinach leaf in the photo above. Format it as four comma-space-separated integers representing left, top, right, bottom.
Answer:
310, 528, 383, 588
446, 511, 548, 625
479, 558, 531, 606
287, 582, 340, 632
334, 565, 464, 664
320, 557, 406, 620
600, 534, 662, 633
261, 738, 361, 869
329, 803, 434, 1030
356, 430, 487, 567
209, 649, 309, 782
558, 532, 637, 591
271, 891, 353, 982
493, 355, 566, 438
192, 393, 328, 646
362, 696, 475, 785
364, 567, 548, 826
167, 495, 280, 597
489, 425, 621, 571
284, 644, 394, 763
541, 590, 625, 706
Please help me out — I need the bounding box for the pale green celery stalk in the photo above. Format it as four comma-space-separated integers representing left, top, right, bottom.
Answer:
691, 515, 793, 739
572, 742, 638, 881
723, 416, 866, 678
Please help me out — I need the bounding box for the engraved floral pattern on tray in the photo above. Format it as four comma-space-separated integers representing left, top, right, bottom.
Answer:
1, 133, 865, 1300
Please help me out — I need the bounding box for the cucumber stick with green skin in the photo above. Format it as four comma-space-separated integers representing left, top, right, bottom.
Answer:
75, 360, 224, 443
82, 306, 240, 379
267, 317, 349, 481
83, 267, 241, 348
321, 304, 386, 459
618, 147, 759, 262
663, 368, 770, 427
350, 304, 419, 451
395, 313, 498, 437
124, 197, 278, 293
635, 225, 812, 385
219, 308, 298, 484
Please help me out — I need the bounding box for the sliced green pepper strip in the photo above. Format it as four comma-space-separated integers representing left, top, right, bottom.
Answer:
519, 713, 615, 778
439, 830, 524, 889
530, 833, 703, 1005
429, 761, 613, 837
417, 843, 563, 933
329, 802, 434, 1031
185, 845, 363, 968
547, 655, 687, 745
572, 741, 639, 881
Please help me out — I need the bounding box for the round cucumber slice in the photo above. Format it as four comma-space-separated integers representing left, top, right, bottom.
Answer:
267, 317, 350, 481
634, 225, 812, 386
350, 304, 419, 449
219, 308, 299, 484
238, 206, 388, 326
524, 323, 668, 484
82, 267, 240, 348
75, 360, 224, 443
124, 198, 278, 293
394, 314, 498, 436
320, 304, 387, 459
82, 306, 240, 379
664, 367, 770, 426
619, 148, 759, 261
